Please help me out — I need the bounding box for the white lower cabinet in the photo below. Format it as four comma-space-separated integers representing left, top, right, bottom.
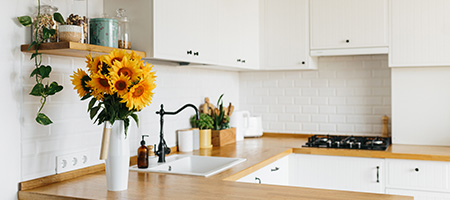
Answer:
291, 154, 385, 194
237, 154, 450, 199
385, 159, 450, 199
237, 155, 290, 186
387, 189, 450, 200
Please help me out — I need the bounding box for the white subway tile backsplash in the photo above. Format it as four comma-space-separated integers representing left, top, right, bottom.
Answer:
269, 88, 284, 96
278, 80, 294, 88
337, 124, 355, 132
295, 114, 311, 122
312, 115, 328, 123
320, 124, 337, 132
319, 106, 336, 114
329, 97, 346, 105
278, 96, 294, 105
311, 97, 328, 105
302, 106, 319, 114
303, 123, 319, 132
278, 114, 294, 122
302, 88, 319, 96
285, 88, 301, 96
295, 80, 311, 87
329, 115, 346, 123
285, 105, 301, 113
319, 88, 336, 96
301, 71, 319, 79
312, 80, 328, 87
285, 123, 301, 131
295, 97, 311, 105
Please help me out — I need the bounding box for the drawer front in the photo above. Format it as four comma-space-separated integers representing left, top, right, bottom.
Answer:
237, 155, 289, 186
386, 159, 450, 192
387, 188, 450, 200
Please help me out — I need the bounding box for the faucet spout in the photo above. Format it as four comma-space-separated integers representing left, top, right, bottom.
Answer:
155, 103, 199, 163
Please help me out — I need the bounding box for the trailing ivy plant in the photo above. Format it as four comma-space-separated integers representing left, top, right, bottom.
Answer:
17, 0, 63, 125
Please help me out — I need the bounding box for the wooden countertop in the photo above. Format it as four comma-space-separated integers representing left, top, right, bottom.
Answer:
19, 137, 416, 200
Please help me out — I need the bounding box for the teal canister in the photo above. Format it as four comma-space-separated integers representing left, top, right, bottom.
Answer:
89, 18, 118, 48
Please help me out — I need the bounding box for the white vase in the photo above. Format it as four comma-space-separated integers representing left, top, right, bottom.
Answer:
105, 120, 130, 191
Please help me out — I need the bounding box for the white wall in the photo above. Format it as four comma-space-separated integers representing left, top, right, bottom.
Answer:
240, 55, 391, 136
1, 1, 26, 199
392, 67, 450, 146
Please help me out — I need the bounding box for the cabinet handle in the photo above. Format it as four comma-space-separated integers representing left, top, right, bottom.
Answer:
194, 52, 199, 56
237, 59, 241, 62
187, 50, 192, 55
345, 39, 350, 43
376, 166, 380, 183
241, 60, 245, 63
271, 167, 279, 172
255, 177, 261, 184
301, 61, 305, 65
415, 168, 419, 172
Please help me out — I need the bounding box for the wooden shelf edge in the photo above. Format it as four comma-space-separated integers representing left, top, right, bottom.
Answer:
21, 42, 146, 58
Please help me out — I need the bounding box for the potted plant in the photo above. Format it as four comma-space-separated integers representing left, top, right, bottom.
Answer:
191, 113, 214, 149
200, 94, 236, 147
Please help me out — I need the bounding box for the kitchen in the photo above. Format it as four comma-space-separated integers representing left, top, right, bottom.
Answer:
2, 0, 450, 199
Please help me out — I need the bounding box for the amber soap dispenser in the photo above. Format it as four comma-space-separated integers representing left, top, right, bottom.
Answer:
138, 135, 149, 168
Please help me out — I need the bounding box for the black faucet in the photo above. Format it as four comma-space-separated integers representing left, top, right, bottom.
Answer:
155, 104, 199, 163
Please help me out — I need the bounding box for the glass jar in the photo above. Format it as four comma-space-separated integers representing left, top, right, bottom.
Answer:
65, 0, 88, 43
32, 5, 58, 43
58, 25, 83, 42
115, 8, 131, 49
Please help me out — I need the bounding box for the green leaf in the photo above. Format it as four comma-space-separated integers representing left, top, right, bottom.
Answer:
42, 27, 56, 40
90, 106, 100, 120
30, 53, 41, 60
29, 83, 44, 96
18, 16, 32, 26
27, 41, 37, 51
130, 113, 139, 127
30, 68, 40, 78
36, 113, 53, 125
39, 65, 51, 79
81, 92, 92, 100
53, 13, 65, 25
47, 81, 63, 95
88, 98, 97, 111
124, 118, 130, 138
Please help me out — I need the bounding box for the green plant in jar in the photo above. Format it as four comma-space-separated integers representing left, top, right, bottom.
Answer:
190, 113, 214, 130
17, 0, 63, 125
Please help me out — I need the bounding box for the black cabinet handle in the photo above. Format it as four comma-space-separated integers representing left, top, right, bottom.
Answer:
415, 168, 419, 172
187, 50, 192, 55
301, 61, 305, 64
241, 60, 245, 63
255, 177, 261, 184
346, 39, 350, 43
237, 59, 241, 62
271, 167, 279, 172
376, 166, 380, 183
194, 52, 199, 56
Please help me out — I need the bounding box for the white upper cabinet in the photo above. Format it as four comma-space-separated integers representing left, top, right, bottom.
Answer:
310, 0, 389, 56
217, 0, 259, 70
153, 0, 219, 64
260, 0, 317, 70
390, 0, 450, 67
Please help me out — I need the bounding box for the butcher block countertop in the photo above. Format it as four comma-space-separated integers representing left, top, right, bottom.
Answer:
20, 135, 450, 200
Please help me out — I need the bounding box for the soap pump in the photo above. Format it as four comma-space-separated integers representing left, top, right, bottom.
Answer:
138, 135, 149, 168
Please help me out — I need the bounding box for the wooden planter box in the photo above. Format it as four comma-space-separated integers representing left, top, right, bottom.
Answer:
212, 128, 236, 147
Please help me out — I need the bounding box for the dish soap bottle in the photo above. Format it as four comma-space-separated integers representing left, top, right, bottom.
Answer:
138, 135, 149, 168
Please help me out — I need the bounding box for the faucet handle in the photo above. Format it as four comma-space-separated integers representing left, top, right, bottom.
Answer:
165, 146, 171, 155
153, 144, 157, 156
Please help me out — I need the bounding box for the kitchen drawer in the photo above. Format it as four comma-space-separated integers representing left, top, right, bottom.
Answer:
386, 188, 450, 200
237, 155, 290, 186
386, 159, 450, 192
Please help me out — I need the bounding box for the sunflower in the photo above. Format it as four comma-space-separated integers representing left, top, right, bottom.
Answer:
104, 49, 126, 67
141, 62, 156, 80
86, 54, 104, 74
70, 69, 91, 98
121, 78, 156, 111
110, 56, 142, 82
110, 74, 131, 96
87, 73, 111, 99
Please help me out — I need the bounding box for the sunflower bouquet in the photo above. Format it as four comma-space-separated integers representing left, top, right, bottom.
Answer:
71, 49, 156, 135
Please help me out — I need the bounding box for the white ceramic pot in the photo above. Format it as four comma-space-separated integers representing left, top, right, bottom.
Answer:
105, 120, 130, 191
58, 25, 83, 42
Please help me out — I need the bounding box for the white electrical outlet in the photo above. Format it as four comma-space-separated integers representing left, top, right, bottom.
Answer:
56, 151, 90, 174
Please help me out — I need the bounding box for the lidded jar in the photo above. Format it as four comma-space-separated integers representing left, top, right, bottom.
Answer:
115, 8, 131, 49
32, 5, 58, 43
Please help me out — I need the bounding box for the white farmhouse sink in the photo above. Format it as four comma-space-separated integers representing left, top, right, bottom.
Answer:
130, 155, 246, 177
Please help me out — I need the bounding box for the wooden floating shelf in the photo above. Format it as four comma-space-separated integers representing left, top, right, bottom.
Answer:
21, 42, 146, 58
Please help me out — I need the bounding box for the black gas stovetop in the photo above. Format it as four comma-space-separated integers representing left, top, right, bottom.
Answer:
303, 135, 391, 151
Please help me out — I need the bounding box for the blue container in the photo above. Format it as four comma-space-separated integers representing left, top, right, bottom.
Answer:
89, 18, 118, 48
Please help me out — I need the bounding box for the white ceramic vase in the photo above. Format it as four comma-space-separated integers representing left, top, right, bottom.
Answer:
105, 120, 130, 191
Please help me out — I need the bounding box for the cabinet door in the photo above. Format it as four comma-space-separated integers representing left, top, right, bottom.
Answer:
292, 154, 385, 194
310, 0, 388, 49
386, 159, 450, 193
389, 0, 450, 67
218, 0, 259, 70
260, 0, 316, 70
387, 188, 450, 200
237, 155, 290, 186
154, 0, 194, 62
